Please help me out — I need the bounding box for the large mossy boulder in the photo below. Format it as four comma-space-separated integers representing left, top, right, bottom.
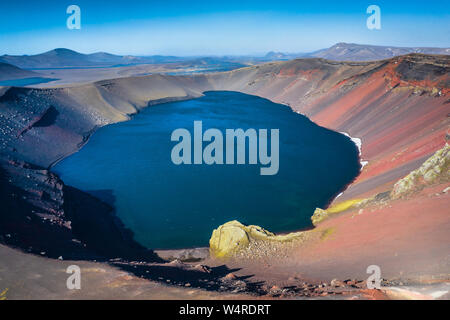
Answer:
209, 221, 269, 258
209, 220, 304, 258
311, 208, 328, 226
209, 221, 250, 258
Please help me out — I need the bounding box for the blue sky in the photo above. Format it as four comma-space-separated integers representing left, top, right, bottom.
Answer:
0, 0, 449, 55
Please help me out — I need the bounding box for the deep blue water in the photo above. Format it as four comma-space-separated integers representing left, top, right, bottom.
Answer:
54, 91, 360, 249
0, 77, 58, 86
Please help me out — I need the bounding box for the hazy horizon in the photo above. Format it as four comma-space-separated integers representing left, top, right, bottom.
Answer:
2, 42, 450, 58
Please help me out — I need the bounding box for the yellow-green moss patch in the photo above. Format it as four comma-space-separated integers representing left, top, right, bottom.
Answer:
0, 288, 8, 300
311, 199, 366, 226
391, 144, 450, 199
319, 227, 336, 241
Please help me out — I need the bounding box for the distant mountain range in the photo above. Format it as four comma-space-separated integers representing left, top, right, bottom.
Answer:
0, 48, 189, 69
309, 43, 450, 61
263, 43, 449, 61
0, 43, 449, 70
